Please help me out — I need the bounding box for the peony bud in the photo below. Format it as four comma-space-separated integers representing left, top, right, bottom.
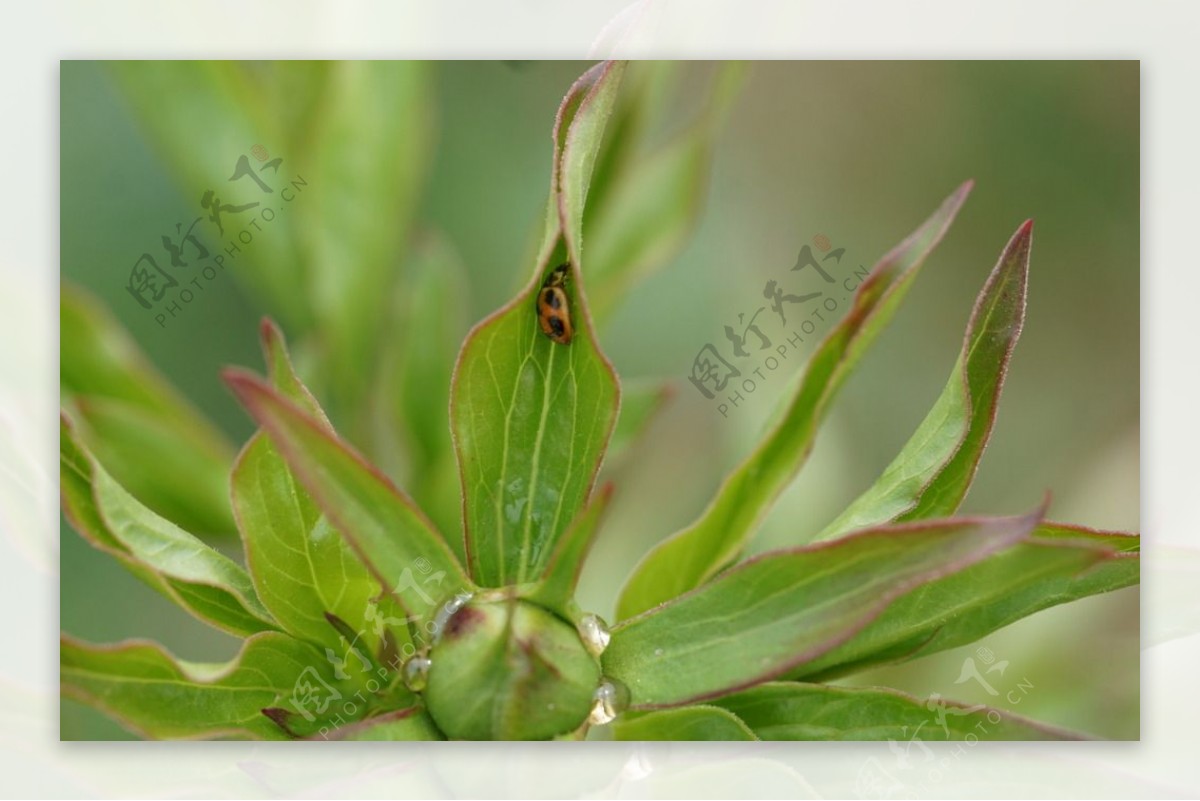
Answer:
422, 595, 601, 740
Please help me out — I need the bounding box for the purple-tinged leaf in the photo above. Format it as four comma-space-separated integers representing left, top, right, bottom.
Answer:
715, 682, 1089, 740
604, 510, 1037, 709
816, 220, 1034, 540
617, 182, 974, 620
226, 370, 469, 622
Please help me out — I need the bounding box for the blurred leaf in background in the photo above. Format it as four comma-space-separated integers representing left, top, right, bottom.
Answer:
108, 61, 433, 438
61, 284, 236, 536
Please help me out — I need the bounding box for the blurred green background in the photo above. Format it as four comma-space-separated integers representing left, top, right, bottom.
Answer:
60, 61, 1138, 740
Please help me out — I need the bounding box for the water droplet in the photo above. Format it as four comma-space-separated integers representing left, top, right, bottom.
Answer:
504, 498, 527, 524
431, 591, 474, 642
402, 655, 431, 692
588, 678, 630, 726
309, 515, 335, 544
577, 613, 612, 657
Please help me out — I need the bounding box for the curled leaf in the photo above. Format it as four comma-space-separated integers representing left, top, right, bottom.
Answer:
816, 219, 1034, 540
62, 283, 235, 536
61, 633, 346, 740
61, 413, 276, 637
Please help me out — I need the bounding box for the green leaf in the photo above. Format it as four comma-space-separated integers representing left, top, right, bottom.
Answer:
526, 483, 615, 614
617, 182, 974, 620
791, 522, 1139, 680
449, 270, 619, 586
61, 633, 355, 740
259, 317, 330, 423
114, 61, 433, 427
250, 62, 334, 144
225, 370, 470, 622
556, 61, 628, 267
296, 61, 433, 416
613, 705, 758, 741
61, 414, 276, 637
816, 220, 1034, 540
322, 708, 443, 741
61, 283, 236, 536
605, 380, 674, 465
109, 62, 310, 327
603, 511, 1037, 709
233, 321, 398, 654
714, 682, 1086, 740
450, 62, 626, 587
587, 62, 746, 322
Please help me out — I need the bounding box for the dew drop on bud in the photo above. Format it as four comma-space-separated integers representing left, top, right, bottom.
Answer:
403, 655, 432, 692
588, 678, 630, 726
431, 591, 474, 643
577, 613, 612, 657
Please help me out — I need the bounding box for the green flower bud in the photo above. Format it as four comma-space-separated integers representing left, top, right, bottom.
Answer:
422, 595, 600, 740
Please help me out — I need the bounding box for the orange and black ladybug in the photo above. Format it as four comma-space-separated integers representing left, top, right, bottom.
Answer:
536, 263, 573, 345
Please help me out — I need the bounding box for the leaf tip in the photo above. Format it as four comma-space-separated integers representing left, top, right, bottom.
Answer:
261, 707, 300, 738
1033, 490, 1053, 521
221, 367, 268, 407
596, 481, 616, 504
258, 316, 284, 354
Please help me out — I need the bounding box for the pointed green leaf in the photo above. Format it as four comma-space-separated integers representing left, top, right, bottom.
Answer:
61, 283, 236, 536
555, 61, 627, 267
617, 182, 974, 620
322, 708, 443, 741
234, 321, 398, 654
603, 512, 1037, 709
714, 682, 1087, 740
259, 317, 329, 424
526, 483, 615, 613
613, 705, 758, 741
791, 522, 1139, 680
61, 633, 354, 740
816, 220, 1034, 540
450, 63, 626, 587
61, 414, 276, 637
225, 370, 469, 622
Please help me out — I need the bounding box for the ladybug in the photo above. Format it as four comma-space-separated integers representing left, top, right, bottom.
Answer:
536, 263, 573, 345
